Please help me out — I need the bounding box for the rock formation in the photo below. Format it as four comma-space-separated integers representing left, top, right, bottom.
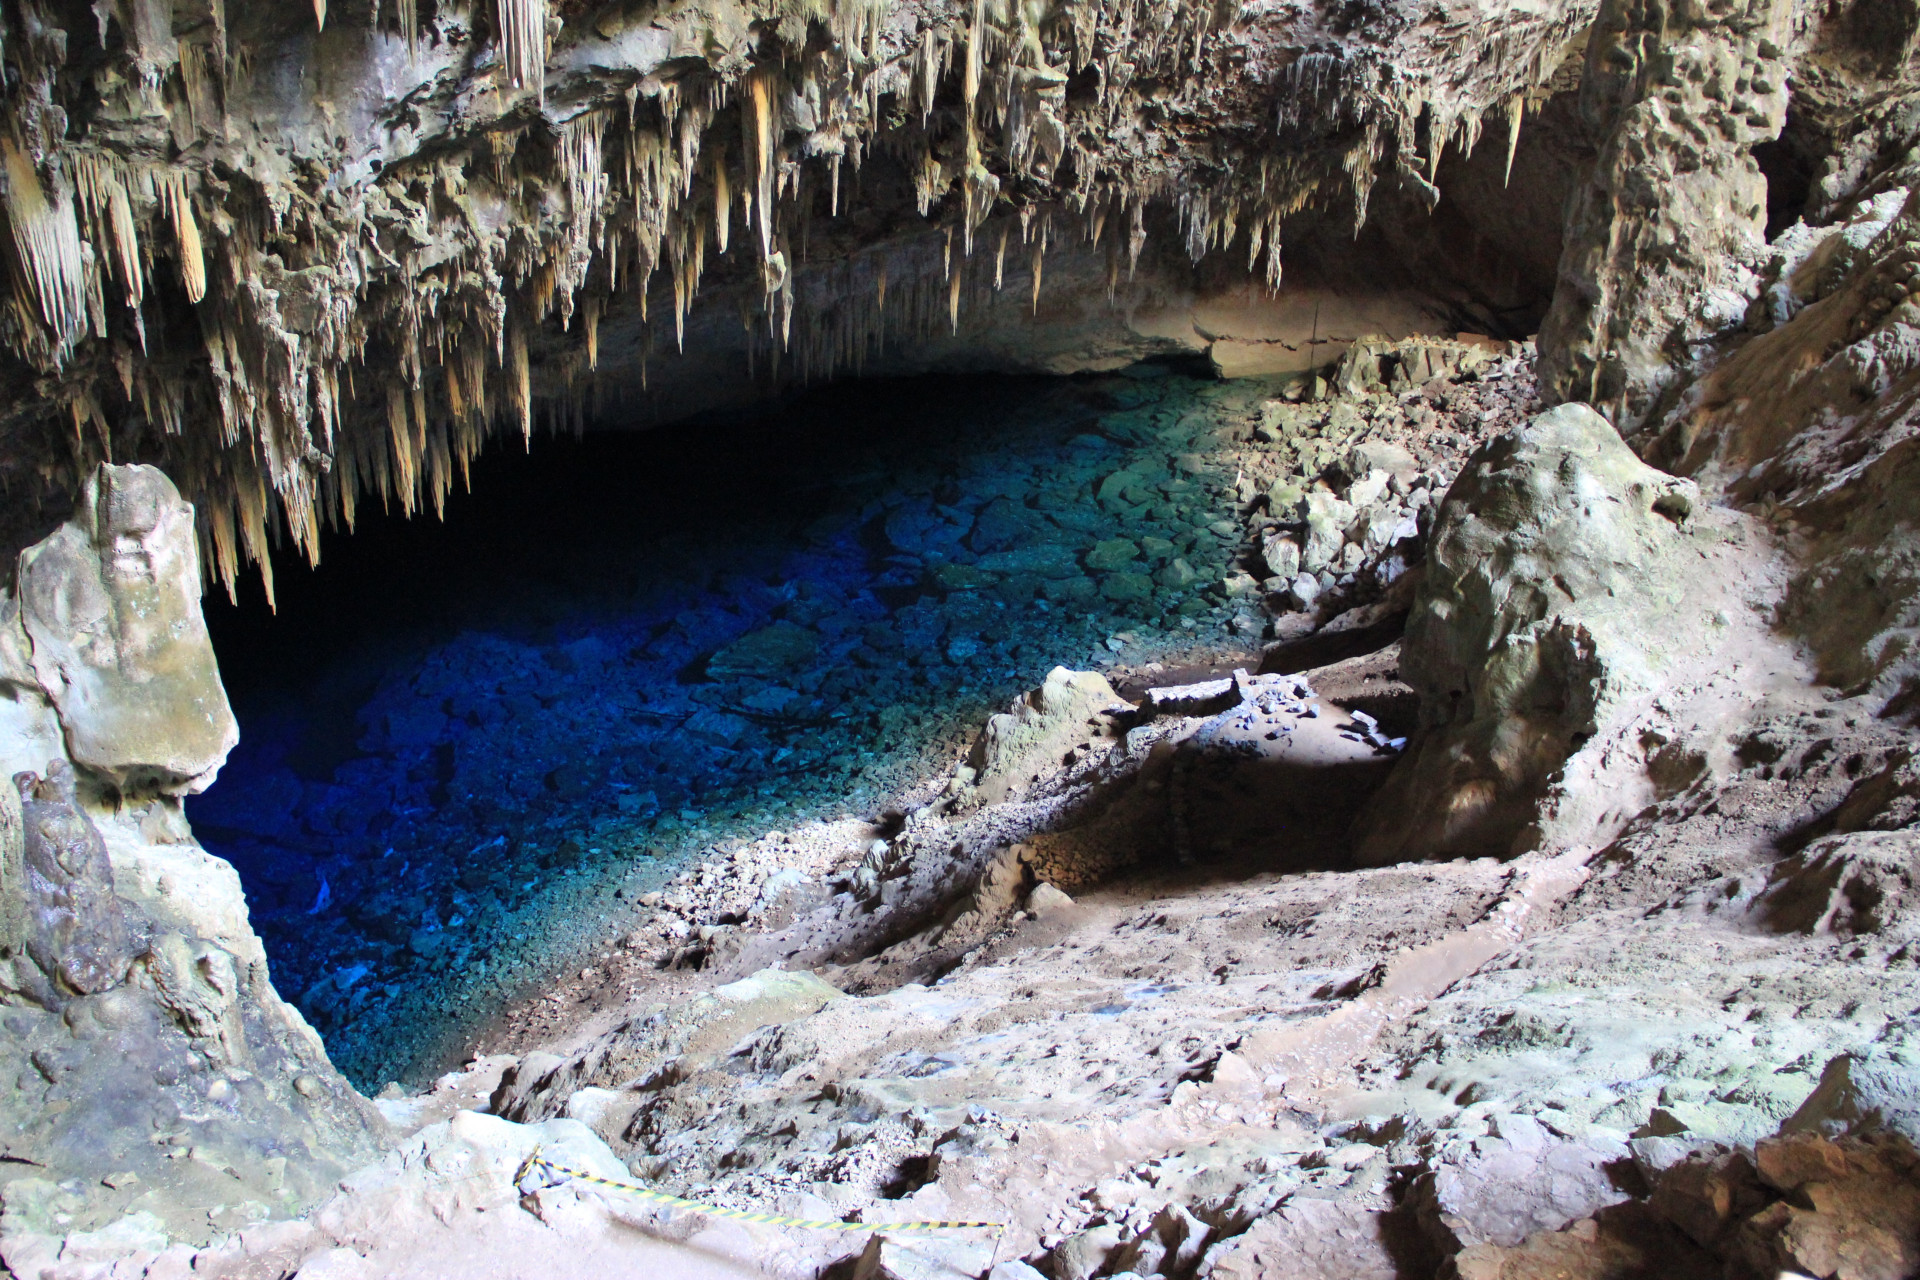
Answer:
1350, 401, 1775, 863
1, 0, 1920, 1274
0, 465, 385, 1257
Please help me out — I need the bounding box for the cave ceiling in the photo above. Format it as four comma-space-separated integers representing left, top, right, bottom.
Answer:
0, 0, 1593, 594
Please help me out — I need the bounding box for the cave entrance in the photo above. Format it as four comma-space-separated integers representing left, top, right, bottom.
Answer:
189, 364, 1275, 1090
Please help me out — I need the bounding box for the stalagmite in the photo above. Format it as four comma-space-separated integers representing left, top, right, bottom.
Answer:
995, 225, 1008, 290
949, 267, 961, 333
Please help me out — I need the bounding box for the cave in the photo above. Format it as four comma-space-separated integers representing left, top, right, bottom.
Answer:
3, 0, 1920, 1277
188, 367, 1312, 1090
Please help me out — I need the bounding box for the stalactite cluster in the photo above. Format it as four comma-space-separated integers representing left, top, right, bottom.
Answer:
0, 0, 1590, 597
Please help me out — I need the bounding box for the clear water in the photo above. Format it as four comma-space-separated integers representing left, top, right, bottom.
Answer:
190, 366, 1266, 1089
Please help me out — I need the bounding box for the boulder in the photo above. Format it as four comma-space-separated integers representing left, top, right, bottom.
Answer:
16, 465, 238, 794
1260, 534, 1302, 582
1204, 1199, 1411, 1280
1414, 1117, 1635, 1251
1785, 1052, 1920, 1145
968, 668, 1126, 806
1758, 831, 1920, 942
1298, 490, 1355, 574
1352, 404, 1711, 863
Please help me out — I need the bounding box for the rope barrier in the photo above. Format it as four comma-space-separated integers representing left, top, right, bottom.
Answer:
515, 1148, 1006, 1235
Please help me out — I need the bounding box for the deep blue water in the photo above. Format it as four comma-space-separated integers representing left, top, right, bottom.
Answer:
191, 367, 1262, 1089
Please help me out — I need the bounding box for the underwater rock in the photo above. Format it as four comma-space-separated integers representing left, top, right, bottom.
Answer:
707, 621, 821, 677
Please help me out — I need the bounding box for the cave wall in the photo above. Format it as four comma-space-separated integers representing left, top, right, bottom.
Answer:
0, 463, 386, 1243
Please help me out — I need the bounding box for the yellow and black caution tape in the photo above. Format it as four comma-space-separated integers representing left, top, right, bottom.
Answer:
516, 1148, 1005, 1235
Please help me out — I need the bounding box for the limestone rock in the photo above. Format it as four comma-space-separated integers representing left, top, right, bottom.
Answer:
1204, 1199, 1411, 1280
1730, 1133, 1920, 1280
1450, 1205, 1714, 1280
1785, 1053, 1920, 1145
967, 668, 1126, 806
1759, 832, 1920, 942
490, 967, 842, 1138
1351, 404, 1713, 862
853, 1234, 997, 1280
0, 765, 22, 961
16, 466, 237, 795
1537, 0, 1792, 428
1415, 1118, 1634, 1251
14, 760, 131, 1001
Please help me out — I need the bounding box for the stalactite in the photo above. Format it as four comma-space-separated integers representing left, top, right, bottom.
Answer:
747, 71, 777, 264
71, 154, 145, 310
2, 138, 89, 360
313, 0, 326, 31
158, 173, 206, 304
496, 0, 547, 97
918, 29, 939, 122
508, 324, 531, 441
1504, 95, 1524, 188
0, 0, 1593, 596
